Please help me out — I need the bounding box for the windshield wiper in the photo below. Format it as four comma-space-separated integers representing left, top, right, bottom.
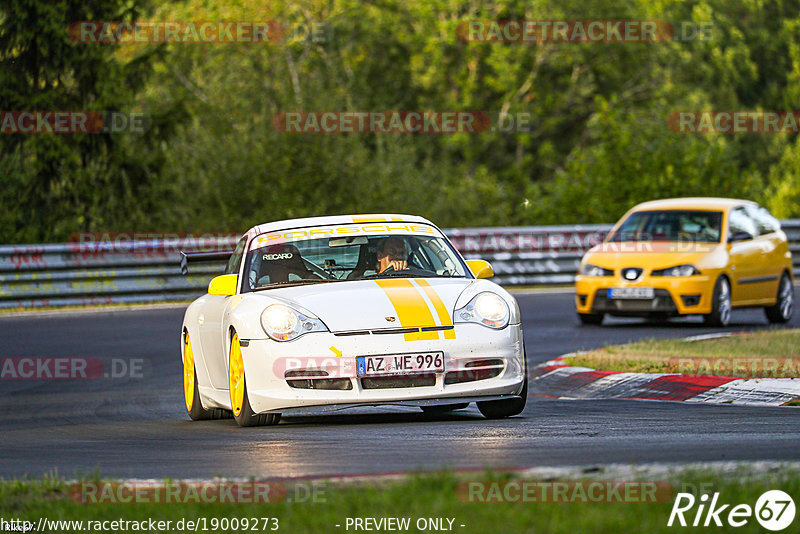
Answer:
363, 271, 451, 279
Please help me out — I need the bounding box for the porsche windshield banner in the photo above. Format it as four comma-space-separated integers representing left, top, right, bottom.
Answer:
252, 223, 439, 250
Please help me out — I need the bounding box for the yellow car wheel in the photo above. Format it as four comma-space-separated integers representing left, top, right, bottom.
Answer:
228, 333, 281, 427
704, 276, 732, 327
183, 333, 196, 412
765, 273, 793, 324
184, 330, 232, 421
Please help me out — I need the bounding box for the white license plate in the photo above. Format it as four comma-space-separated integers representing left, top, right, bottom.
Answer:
357, 352, 444, 377
608, 287, 655, 299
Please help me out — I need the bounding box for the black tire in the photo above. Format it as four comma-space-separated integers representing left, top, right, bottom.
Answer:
578, 312, 604, 325
477, 373, 527, 419
229, 334, 281, 427
232, 378, 281, 427
765, 272, 793, 324
187, 366, 233, 420
703, 276, 732, 327
421, 403, 469, 413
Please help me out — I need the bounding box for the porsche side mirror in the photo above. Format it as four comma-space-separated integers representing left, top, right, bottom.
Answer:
466, 259, 494, 279
728, 231, 754, 243
208, 274, 238, 296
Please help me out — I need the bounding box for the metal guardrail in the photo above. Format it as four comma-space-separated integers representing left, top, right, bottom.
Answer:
0, 238, 238, 309
0, 222, 798, 308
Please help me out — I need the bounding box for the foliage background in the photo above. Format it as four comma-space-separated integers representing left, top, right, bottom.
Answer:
2, 0, 800, 242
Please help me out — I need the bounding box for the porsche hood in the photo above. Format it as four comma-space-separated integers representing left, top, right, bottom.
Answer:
264, 278, 472, 333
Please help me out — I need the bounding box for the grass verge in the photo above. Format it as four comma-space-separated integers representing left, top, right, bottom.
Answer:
570, 329, 800, 378
1, 469, 798, 533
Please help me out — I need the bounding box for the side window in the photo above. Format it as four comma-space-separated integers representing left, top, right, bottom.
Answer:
747, 205, 780, 235
416, 239, 456, 275
728, 207, 757, 239
409, 242, 436, 272
224, 236, 247, 275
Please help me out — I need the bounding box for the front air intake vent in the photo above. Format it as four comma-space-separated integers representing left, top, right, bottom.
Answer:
361, 374, 436, 389
333, 326, 454, 336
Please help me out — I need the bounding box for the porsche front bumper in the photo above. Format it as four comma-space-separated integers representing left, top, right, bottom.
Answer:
238, 323, 525, 413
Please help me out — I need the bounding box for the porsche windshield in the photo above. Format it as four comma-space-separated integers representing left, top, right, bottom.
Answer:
608, 210, 723, 243
241, 231, 468, 291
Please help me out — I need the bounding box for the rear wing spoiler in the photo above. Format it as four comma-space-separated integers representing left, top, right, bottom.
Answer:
179, 250, 234, 275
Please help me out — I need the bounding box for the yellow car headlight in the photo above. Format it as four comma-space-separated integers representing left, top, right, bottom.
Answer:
579, 263, 613, 276
651, 265, 700, 277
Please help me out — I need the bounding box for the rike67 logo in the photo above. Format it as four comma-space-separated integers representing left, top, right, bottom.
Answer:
668, 490, 796, 531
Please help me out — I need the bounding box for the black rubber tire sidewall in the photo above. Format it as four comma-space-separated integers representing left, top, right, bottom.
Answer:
477, 372, 528, 419
703, 276, 730, 327
765, 272, 793, 324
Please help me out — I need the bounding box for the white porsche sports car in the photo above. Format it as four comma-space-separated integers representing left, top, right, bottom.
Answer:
180, 214, 526, 426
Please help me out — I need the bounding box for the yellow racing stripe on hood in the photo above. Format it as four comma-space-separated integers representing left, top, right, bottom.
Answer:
414, 279, 456, 339
375, 279, 439, 341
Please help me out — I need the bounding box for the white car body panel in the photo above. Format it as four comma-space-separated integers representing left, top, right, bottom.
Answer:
181, 214, 526, 415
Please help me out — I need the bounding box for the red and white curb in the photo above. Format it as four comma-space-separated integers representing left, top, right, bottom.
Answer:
530, 356, 800, 406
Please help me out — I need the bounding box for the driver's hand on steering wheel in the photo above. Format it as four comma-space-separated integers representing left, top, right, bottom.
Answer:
379, 259, 407, 273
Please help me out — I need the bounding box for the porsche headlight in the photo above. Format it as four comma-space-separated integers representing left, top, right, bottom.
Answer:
260, 304, 328, 341
455, 292, 510, 329
579, 263, 613, 276
651, 265, 700, 277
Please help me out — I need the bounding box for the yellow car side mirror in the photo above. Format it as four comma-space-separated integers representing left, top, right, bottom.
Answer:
466, 259, 494, 279
208, 274, 238, 296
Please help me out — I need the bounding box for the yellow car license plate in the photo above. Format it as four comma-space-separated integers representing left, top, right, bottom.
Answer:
608, 287, 655, 299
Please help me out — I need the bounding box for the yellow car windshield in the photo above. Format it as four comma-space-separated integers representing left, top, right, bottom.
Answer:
608, 210, 723, 243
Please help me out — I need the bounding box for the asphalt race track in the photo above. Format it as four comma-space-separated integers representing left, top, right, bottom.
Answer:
1, 290, 798, 479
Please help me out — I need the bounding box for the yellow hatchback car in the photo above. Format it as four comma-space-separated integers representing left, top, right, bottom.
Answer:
575, 198, 794, 326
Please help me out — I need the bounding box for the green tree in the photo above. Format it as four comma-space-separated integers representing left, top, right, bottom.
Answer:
0, 0, 167, 242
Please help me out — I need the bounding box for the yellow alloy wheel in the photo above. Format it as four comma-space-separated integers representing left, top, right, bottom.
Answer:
228, 334, 245, 417
183, 333, 195, 412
